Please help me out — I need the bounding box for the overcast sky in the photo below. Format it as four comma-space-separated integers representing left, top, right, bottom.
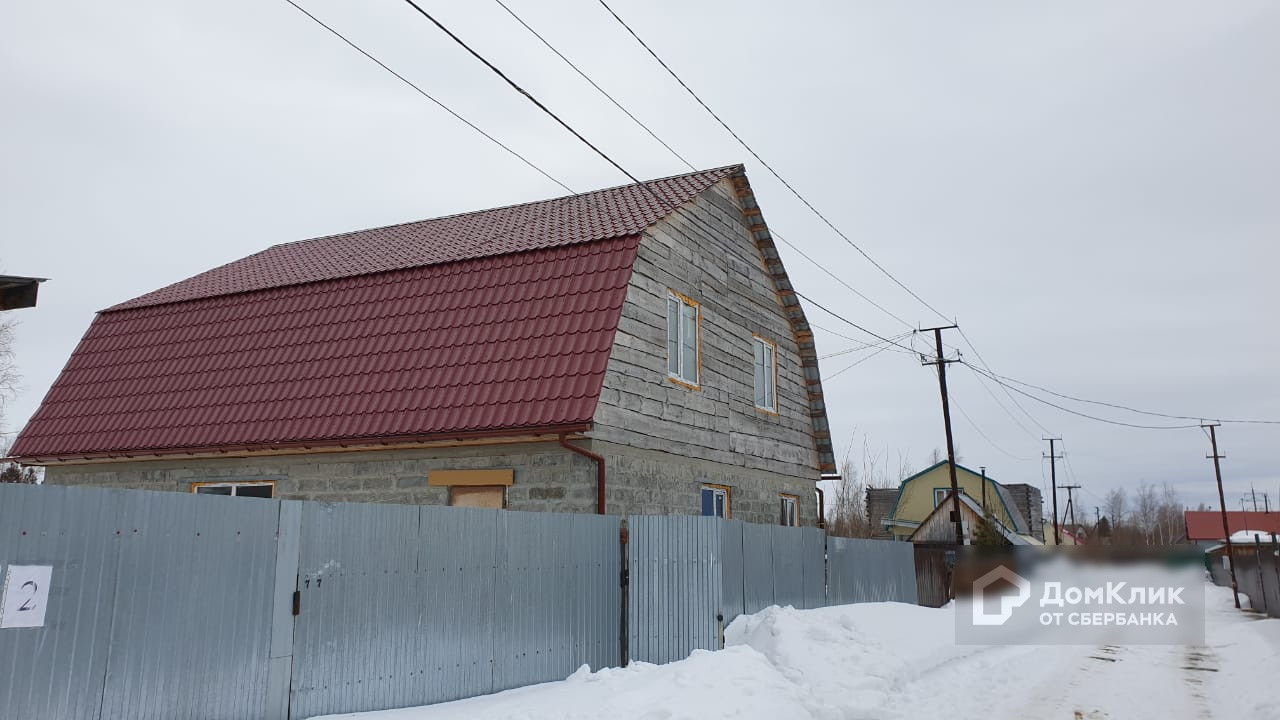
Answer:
3, 0, 1277, 516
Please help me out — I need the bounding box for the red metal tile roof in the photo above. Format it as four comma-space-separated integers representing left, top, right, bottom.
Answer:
1184, 511, 1280, 541
13, 167, 739, 460
116, 166, 737, 310
12, 236, 640, 460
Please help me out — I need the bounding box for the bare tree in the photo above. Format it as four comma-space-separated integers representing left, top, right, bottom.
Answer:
827, 433, 904, 538
0, 317, 17, 430
1104, 488, 1128, 531
1133, 481, 1159, 544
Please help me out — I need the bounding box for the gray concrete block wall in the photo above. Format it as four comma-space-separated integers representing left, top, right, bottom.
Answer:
42, 442, 597, 513
591, 178, 822, 483
41, 439, 817, 526
591, 439, 818, 527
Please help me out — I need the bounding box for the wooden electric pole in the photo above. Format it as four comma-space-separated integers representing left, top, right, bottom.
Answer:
1204, 423, 1240, 609
921, 325, 964, 546
1062, 484, 1082, 531
1044, 438, 1063, 545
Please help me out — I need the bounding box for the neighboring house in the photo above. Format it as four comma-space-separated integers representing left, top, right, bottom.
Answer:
1041, 525, 1083, 546
873, 462, 1040, 541
1185, 511, 1280, 549
0, 274, 45, 310
908, 491, 1041, 546
8, 166, 835, 525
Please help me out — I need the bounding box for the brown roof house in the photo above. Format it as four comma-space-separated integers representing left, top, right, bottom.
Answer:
10, 166, 835, 525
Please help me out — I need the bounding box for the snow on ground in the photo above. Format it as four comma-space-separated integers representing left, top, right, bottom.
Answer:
315, 582, 1280, 720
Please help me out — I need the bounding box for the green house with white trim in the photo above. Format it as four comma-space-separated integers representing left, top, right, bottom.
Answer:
872, 461, 1043, 542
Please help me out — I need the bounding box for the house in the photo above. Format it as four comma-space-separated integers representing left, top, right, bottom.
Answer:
908, 491, 1041, 546
871, 461, 1041, 541
8, 165, 835, 525
1185, 510, 1280, 549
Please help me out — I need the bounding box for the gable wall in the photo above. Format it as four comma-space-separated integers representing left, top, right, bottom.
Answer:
590, 178, 822, 525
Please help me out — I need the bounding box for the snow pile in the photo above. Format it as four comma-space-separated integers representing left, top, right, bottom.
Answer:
722, 602, 968, 717
315, 586, 1280, 720
1228, 529, 1278, 544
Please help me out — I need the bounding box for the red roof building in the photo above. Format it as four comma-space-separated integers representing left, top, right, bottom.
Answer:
1185, 511, 1280, 542
12, 166, 834, 525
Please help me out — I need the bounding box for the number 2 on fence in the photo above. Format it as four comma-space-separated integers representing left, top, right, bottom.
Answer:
1, 565, 53, 629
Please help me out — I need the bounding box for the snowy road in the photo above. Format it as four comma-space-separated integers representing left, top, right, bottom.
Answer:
318, 584, 1279, 720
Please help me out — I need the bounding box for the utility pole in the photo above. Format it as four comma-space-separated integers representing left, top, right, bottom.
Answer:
921, 324, 964, 546
1251, 485, 1259, 512
1204, 423, 1240, 609
1044, 438, 1063, 545
1062, 485, 1082, 531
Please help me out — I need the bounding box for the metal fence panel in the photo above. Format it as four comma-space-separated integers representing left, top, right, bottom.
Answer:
0, 484, 280, 720
719, 519, 745, 624
740, 522, 775, 615
0, 484, 119, 720
627, 515, 723, 664
828, 537, 919, 605
418, 505, 501, 706
290, 500, 421, 719
493, 510, 620, 693
99, 490, 279, 720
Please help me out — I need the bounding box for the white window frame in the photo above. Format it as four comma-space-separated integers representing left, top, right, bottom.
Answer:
702, 484, 730, 518
191, 481, 276, 498
779, 495, 798, 527
667, 291, 700, 387
753, 335, 778, 412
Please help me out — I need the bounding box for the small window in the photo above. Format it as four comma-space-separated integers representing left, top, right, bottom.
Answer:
753, 336, 778, 412
700, 485, 730, 518
935, 488, 965, 507
779, 495, 798, 526
193, 481, 275, 498
667, 291, 700, 386
450, 486, 505, 509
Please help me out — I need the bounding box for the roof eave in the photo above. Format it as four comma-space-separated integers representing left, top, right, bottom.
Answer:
9, 422, 593, 466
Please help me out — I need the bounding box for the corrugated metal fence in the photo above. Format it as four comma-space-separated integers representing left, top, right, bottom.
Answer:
0, 485, 916, 719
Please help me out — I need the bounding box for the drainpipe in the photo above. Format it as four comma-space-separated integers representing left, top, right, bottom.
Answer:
558, 434, 606, 514
820, 472, 843, 530
814, 487, 826, 529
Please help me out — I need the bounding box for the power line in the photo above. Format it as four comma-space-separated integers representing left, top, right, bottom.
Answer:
961, 362, 1202, 430
490, 0, 697, 172
960, 359, 1043, 442
401, 0, 662, 196
951, 391, 1031, 462
793, 291, 917, 353
823, 333, 914, 380
972, 363, 1280, 426
595, 0, 952, 325
491, 0, 919, 334
281, 0, 573, 194
962, 324, 1049, 435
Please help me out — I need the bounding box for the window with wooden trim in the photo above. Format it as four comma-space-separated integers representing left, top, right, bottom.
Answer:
192, 481, 275, 498
667, 291, 700, 386
779, 494, 798, 526
753, 335, 778, 411
450, 486, 505, 509
700, 484, 730, 518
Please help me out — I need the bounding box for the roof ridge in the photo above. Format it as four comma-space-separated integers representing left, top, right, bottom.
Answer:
266, 164, 744, 253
